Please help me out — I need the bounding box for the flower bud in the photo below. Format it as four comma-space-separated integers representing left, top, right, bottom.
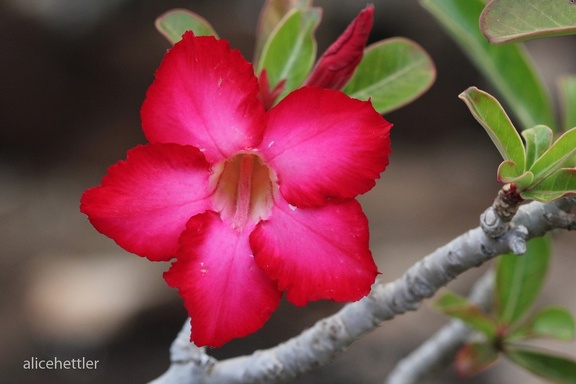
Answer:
305, 5, 374, 90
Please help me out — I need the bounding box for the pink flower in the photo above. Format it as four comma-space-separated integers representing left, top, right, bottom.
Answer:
80, 32, 392, 347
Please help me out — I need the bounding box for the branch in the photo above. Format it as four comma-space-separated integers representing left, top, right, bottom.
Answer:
481, 184, 525, 238
385, 270, 495, 384
149, 320, 216, 384
149, 198, 576, 384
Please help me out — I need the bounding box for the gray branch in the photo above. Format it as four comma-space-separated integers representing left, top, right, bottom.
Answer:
149, 198, 576, 384
385, 270, 495, 384
481, 184, 525, 238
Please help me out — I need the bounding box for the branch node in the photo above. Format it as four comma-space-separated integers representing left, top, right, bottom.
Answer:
481, 184, 524, 238
409, 273, 436, 299
480, 243, 497, 257
505, 225, 528, 255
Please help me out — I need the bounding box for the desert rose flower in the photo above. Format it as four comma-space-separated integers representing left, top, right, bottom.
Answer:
81, 31, 392, 347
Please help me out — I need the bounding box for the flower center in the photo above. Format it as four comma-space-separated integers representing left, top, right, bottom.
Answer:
211, 153, 276, 231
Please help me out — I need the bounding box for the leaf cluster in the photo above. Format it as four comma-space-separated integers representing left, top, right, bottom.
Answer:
422, 0, 576, 203
423, 0, 576, 381
460, 87, 576, 202
154, 0, 436, 113
434, 237, 576, 382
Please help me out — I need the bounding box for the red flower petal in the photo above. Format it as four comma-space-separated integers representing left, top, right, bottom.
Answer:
80, 143, 213, 261
305, 5, 374, 90
141, 32, 266, 164
259, 86, 392, 207
164, 212, 282, 347
250, 196, 378, 306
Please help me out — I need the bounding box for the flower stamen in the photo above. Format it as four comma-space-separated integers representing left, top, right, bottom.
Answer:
212, 153, 276, 231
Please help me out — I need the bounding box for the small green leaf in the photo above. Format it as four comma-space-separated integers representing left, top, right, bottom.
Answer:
455, 342, 500, 377
529, 307, 576, 341
155, 9, 218, 44
342, 38, 436, 114
522, 168, 576, 202
506, 347, 576, 383
256, 7, 321, 100
434, 290, 498, 339
509, 306, 576, 341
480, 0, 576, 44
254, 0, 311, 63
496, 236, 551, 325
529, 127, 576, 185
459, 87, 526, 172
497, 162, 533, 189
522, 125, 554, 170
421, 0, 556, 130
558, 76, 576, 132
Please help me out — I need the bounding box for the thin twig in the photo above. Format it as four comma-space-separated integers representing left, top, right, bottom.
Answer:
385, 270, 495, 384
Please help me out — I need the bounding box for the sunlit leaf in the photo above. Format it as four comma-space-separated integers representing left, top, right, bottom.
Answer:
529, 127, 576, 185
496, 236, 551, 325
481, 0, 576, 44
342, 38, 436, 114
522, 168, 576, 202
155, 9, 218, 44
558, 76, 576, 132
522, 125, 554, 170
434, 290, 498, 339
509, 306, 576, 341
459, 87, 526, 172
421, 0, 555, 130
455, 342, 500, 377
256, 7, 321, 100
506, 347, 576, 383
254, 0, 311, 62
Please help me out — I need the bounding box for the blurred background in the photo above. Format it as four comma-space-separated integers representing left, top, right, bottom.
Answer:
1, 0, 575, 383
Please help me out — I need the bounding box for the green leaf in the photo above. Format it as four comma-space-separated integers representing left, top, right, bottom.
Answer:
522, 125, 554, 170
480, 0, 576, 44
497, 162, 533, 189
155, 9, 218, 44
509, 306, 576, 341
342, 38, 436, 114
529, 127, 576, 185
506, 347, 576, 383
528, 307, 576, 341
522, 168, 576, 202
256, 7, 321, 100
421, 0, 556, 131
434, 290, 498, 339
459, 87, 526, 172
558, 76, 576, 132
496, 236, 551, 325
455, 342, 500, 377
254, 0, 311, 63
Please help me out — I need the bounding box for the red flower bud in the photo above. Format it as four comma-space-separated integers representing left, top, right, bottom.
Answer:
305, 5, 374, 90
